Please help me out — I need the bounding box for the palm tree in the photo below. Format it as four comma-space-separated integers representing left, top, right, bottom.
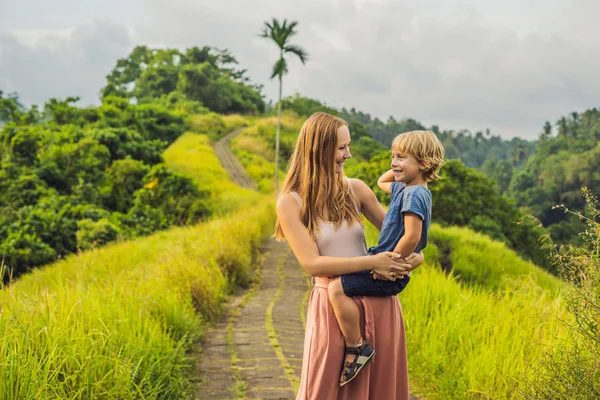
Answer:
260, 18, 308, 190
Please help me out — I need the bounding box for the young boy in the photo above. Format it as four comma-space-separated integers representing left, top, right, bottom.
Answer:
328, 130, 445, 386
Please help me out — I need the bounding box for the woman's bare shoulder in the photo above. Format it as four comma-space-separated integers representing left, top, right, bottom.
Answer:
348, 178, 373, 199
276, 192, 301, 213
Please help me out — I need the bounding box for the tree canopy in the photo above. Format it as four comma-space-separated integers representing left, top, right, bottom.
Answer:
0, 95, 210, 279
101, 46, 265, 115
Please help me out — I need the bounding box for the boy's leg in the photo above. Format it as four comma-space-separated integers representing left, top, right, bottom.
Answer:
329, 276, 376, 387
343, 271, 411, 297
328, 277, 362, 348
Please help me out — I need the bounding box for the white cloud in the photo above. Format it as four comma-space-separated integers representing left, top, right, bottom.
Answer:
1, 21, 133, 106
1, 0, 599, 139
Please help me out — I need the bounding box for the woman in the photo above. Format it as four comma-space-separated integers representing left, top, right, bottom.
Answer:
275, 112, 423, 399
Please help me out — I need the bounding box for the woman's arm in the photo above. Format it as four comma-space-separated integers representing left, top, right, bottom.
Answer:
350, 178, 386, 230
374, 250, 425, 280
276, 193, 405, 278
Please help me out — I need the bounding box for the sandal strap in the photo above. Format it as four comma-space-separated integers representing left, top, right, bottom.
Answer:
340, 341, 375, 385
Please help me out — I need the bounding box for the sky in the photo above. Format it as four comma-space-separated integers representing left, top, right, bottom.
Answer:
1, 0, 599, 139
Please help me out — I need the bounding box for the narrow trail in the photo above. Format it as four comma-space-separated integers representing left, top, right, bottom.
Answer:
195, 129, 309, 399
213, 128, 258, 190
195, 239, 309, 399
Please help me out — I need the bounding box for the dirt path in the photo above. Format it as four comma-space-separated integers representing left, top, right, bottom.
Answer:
195, 239, 309, 399
195, 130, 308, 399
213, 128, 258, 190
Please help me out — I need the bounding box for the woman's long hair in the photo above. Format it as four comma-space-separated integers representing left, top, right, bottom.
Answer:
274, 112, 361, 241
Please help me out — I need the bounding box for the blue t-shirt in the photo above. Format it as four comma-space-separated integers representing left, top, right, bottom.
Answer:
368, 182, 432, 256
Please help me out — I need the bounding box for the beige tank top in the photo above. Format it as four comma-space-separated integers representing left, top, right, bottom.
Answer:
290, 186, 368, 258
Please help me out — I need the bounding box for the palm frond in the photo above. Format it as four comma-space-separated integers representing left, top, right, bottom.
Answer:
259, 21, 274, 38
283, 44, 308, 64
286, 21, 299, 36
271, 58, 288, 79
260, 18, 309, 73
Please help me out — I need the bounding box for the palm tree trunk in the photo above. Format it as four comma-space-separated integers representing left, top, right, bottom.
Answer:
275, 74, 282, 191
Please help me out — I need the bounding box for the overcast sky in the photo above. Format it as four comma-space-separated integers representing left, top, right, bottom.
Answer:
1, 0, 599, 139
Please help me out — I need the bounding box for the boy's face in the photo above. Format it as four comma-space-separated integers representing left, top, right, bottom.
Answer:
391, 148, 423, 185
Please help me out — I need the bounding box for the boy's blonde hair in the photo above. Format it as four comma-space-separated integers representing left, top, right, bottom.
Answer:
392, 130, 445, 182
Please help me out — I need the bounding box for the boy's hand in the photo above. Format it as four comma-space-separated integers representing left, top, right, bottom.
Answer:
371, 270, 394, 281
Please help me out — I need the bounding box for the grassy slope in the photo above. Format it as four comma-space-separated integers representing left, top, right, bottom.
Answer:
426, 224, 560, 293
163, 131, 260, 215
230, 113, 303, 193
0, 120, 274, 399
365, 220, 565, 399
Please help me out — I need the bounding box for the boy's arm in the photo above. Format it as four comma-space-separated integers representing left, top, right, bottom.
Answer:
377, 169, 395, 194
391, 213, 422, 258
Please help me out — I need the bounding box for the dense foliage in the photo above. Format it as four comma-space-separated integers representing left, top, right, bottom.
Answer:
525, 188, 600, 398
101, 46, 265, 115
0, 95, 210, 278
4, 45, 597, 278
508, 109, 600, 244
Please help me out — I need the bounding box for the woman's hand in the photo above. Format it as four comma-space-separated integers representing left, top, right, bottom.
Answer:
371, 252, 408, 281
371, 271, 386, 280
389, 251, 425, 278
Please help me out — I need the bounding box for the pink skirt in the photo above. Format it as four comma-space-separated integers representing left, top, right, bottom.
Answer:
296, 277, 410, 400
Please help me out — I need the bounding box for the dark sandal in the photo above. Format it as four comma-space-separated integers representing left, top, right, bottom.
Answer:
339, 340, 375, 387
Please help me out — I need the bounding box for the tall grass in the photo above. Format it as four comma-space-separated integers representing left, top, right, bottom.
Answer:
427, 224, 561, 294
163, 132, 261, 215
363, 222, 567, 399
0, 201, 275, 399
230, 114, 303, 193
523, 188, 600, 398
402, 265, 564, 399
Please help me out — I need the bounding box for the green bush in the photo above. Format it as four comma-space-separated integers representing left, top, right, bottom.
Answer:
524, 188, 600, 398
189, 112, 227, 138
0, 95, 207, 277
76, 218, 120, 250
